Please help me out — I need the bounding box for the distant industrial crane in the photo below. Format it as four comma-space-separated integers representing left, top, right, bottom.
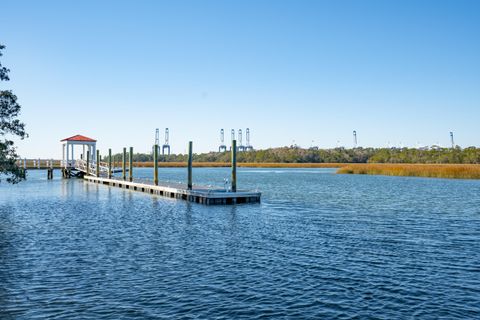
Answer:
238, 129, 245, 151
152, 128, 160, 155
230, 129, 235, 151
245, 128, 253, 151
162, 128, 170, 155
219, 129, 227, 152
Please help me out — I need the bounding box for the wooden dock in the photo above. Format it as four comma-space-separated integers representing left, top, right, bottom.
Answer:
55, 137, 261, 205
84, 175, 261, 205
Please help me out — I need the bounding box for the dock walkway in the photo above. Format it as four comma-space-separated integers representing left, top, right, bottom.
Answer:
61, 139, 261, 205
84, 175, 261, 205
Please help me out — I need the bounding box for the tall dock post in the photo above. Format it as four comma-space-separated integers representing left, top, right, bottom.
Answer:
122, 147, 126, 180
154, 144, 159, 186
129, 147, 133, 182
96, 150, 100, 177
108, 149, 112, 178
86, 150, 90, 176
187, 141, 193, 190
231, 139, 237, 192
22, 158, 27, 179
47, 159, 53, 180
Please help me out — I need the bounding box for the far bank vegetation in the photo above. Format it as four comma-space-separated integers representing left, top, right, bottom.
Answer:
337, 164, 480, 179
108, 146, 480, 165
102, 146, 480, 179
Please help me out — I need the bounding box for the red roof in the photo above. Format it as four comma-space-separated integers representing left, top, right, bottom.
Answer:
61, 134, 97, 142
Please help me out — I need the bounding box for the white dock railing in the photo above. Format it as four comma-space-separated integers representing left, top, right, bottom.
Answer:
74, 159, 109, 176
62, 160, 77, 168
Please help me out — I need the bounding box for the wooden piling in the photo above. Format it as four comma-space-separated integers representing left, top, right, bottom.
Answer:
129, 147, 133, 182
96, 150, 100, 177
86, 150, 90, 176
122, 147, 126, 180
20, 168, 26, 179
108, 148, 112, 178
154, 144, 158, 186
231, 139, 237, 192
187, 141, 193, 190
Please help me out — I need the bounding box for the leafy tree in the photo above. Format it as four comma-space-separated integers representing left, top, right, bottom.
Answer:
1, 44, 27, 183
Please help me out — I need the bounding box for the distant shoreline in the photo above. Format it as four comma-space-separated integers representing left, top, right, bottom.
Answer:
20, 161, 344, 169
132, 162, 345, 168
20, 161, 480, 179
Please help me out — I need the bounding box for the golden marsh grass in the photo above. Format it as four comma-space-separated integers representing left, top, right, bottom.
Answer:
337, 164, 480, 179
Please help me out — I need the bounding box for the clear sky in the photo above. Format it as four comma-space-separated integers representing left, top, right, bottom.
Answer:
2, 0, 479, 158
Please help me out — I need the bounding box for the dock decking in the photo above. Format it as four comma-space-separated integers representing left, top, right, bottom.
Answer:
84, 175, 261, 205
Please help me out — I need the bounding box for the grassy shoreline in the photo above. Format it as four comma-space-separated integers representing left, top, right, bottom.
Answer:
20, 161, 480, 179
337, 163, 480, 179
131, 162, 345, 168
21, 161, 346, 169
123, 162, 480, 179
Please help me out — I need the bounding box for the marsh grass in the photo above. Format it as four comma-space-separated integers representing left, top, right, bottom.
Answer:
337, 163, 480, 179
133, 162, 345, 168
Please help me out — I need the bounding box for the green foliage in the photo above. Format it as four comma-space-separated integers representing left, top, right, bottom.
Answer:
368, 147, 480, 164
0, 44, 27, 183
0, 44, 9, 81
106, 146, 480, 165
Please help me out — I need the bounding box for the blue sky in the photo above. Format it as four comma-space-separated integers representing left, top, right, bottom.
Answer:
2, 0, 479, 157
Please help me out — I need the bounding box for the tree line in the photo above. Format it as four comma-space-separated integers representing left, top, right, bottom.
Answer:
1, 44, 27, 183
106, 146, 480, 164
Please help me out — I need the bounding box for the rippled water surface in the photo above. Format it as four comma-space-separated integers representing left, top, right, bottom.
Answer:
1, 168, 480, 319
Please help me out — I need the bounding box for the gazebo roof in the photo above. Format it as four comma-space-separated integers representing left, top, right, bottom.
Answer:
61, 134, 97, 142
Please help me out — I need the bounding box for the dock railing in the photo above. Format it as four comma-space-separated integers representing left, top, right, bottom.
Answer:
75, 159, 109, 176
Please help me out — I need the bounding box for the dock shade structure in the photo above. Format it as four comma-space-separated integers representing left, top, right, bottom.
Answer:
61, 134, 97, 168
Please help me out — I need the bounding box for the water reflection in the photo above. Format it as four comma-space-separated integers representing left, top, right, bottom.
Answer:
1, 168, 479, 318
228, 205, 238, 234
184, 202, 193, 226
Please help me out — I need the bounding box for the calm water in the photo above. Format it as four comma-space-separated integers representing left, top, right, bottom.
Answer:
1, 168, 479, 319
